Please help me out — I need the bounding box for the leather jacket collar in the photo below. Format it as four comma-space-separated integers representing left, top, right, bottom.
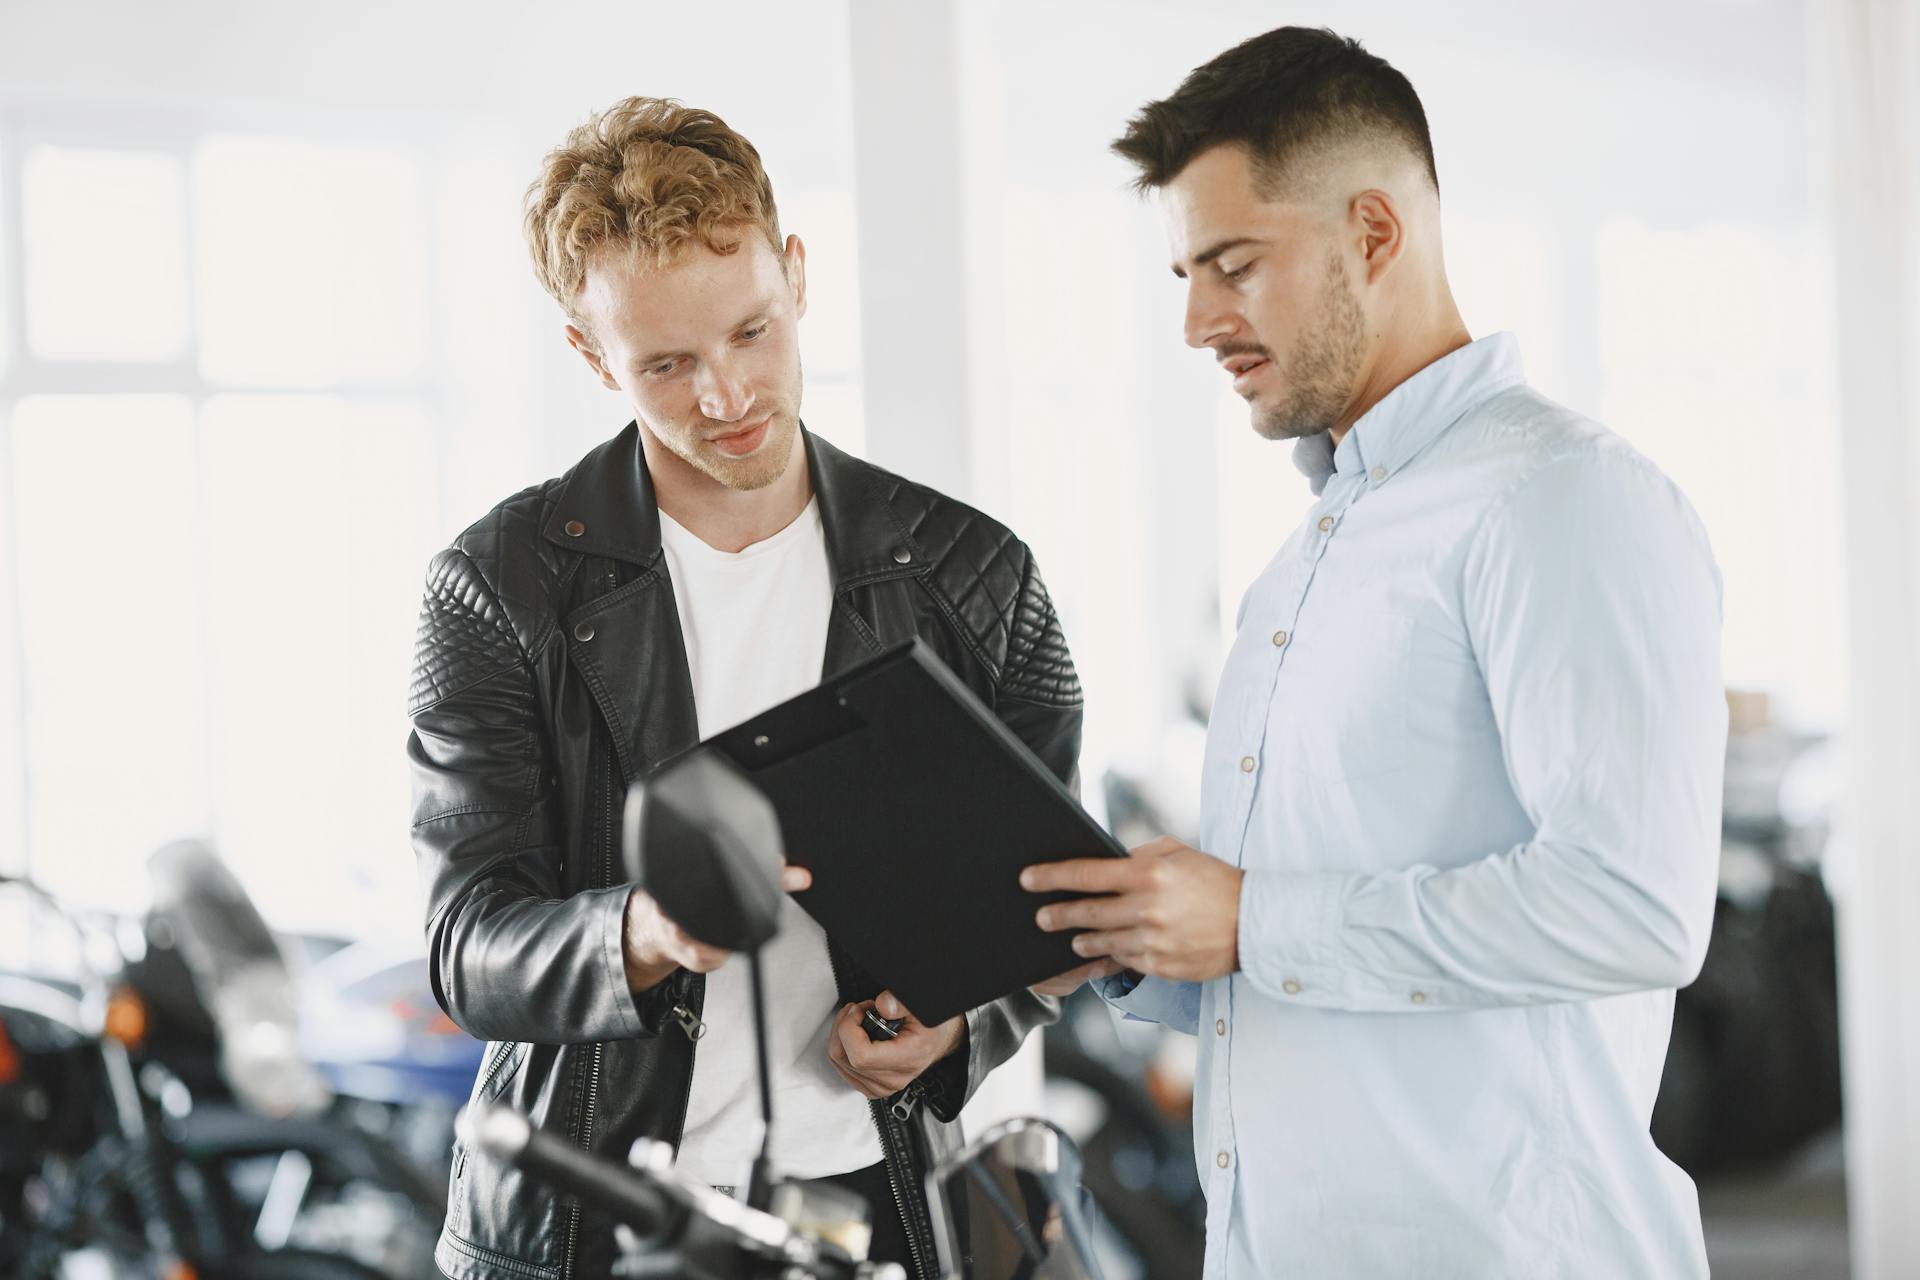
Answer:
540, 422, 930, 591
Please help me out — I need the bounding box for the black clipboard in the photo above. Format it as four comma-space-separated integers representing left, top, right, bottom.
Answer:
689, 640, 1124, 1027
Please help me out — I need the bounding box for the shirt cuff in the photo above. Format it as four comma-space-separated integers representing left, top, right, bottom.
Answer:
1095, 971, 1201, 1034
1237, 868, 1356, 1005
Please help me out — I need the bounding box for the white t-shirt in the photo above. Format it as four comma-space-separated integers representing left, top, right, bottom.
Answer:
657, 498, 883, 1186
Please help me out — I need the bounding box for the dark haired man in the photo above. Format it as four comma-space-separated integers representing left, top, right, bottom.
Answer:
1024, 26, 1725, 1278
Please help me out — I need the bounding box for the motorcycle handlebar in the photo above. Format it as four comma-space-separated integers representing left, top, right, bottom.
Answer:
459, 1102, 678, 1240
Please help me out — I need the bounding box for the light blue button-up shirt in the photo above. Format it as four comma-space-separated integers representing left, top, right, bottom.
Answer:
1104, 334, 1726, 1278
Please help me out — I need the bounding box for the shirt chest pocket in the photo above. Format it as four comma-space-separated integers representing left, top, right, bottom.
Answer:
1267, 610, 1415, 784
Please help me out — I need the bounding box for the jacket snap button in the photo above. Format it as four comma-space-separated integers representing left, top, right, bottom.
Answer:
892, 546, 912, 564
573, 622, 594, 642
565, 520, 587, 537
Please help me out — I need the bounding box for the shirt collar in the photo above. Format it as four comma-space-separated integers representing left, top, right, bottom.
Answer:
1292, 332, 1526, 494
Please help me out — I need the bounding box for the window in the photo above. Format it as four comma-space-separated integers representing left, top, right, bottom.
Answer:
1596, 218, 1845, 727
10, 394, 206, 906
194, 136, 428, 387
23, 147, 189, 363
784, 188, 867, 457
1, 109, 872, 944
2, 121, 441, 939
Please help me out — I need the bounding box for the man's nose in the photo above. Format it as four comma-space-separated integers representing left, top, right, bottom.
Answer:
696, 357, 756, 423
1183, 281, 1236, 351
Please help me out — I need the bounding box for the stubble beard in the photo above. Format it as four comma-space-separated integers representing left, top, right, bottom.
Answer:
1253, 250, 1368, 442
683, 410, 800, 492
670, 363, 806, 493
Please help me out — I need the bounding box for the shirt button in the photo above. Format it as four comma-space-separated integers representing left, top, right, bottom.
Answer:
1282, 979, 1302, 995
1370, 466, 1387, 482
1215, 1019, 1227, 1036
573, 622, 595, 642
1239, 755, 1256, 773
1317, 516, 1335, 533
564, 519, 587, 537
1271, 630, 1288, 647
1216, 1151, 1231, 1169
1411, 991, 1428, 1005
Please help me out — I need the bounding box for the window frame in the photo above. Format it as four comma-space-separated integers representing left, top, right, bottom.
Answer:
0, 99, 455, 897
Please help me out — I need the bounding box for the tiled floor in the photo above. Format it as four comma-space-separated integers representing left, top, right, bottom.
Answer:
1699, 1128, 1849, 1279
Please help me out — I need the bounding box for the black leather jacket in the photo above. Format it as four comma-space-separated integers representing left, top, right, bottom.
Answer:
408, 425, 1084, 1279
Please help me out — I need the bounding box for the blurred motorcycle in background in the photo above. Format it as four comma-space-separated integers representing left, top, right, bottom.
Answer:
0, 841, 449, 1278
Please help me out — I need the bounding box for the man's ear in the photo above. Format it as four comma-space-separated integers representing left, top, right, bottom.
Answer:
565, 323, 622, 391
1349, 189, 1405, 287
784, 234, 809, 320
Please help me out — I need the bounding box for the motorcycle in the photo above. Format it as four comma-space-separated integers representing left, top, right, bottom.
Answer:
0, 842, 443, 1278
296, 935, 485, 1190
1038, 990, 1203, 1280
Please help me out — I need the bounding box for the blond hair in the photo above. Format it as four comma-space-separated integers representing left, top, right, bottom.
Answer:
524, 97, 782, 326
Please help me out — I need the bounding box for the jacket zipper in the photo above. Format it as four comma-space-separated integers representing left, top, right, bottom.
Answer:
563, 756, 617, 1280
457, 1040, 520, 1181
562, 755, 709, 1279
669, 984, 702, 1188
671, 1002, 707, 1041
827, 947, 931, 1280
562, 1042, 604, 1279
889, 1081, 927, 1123
476, 1039, 516, 1099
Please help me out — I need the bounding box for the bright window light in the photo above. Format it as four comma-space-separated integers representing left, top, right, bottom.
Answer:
194, 135, 428, 387
1596, 218, 1845, 728
1001, 187, 1151, 755
198, 394, 438, 936
800, 376, 866, 459
22, 148, 189, 362
783, 189, 864, 376
783, 188, 867, 457
1445, 213, 1563, 399
1214, 388, 1316, 643
9, 394, 208, 914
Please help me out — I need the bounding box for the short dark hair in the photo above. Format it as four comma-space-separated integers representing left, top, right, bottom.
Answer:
1112, 26, 1438, 199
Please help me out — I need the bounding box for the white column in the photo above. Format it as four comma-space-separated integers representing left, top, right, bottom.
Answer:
1813, 3, 1920, 1277
845, 0, 977, 501
846, 0, 1047, 1133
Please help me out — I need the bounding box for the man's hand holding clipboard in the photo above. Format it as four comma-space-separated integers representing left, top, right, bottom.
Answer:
1022, 835, 1249, 987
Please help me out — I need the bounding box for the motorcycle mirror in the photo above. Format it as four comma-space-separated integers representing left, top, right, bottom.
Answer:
929, 1117, 1106, 1280
622, 748, 785, 955
148, 839, 283, 968
145, 840, 329, 1118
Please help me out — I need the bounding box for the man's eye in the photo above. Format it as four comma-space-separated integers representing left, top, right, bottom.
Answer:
739, 325, 767, 342
1222, 262, 1253, 282
648, 359, 680, 377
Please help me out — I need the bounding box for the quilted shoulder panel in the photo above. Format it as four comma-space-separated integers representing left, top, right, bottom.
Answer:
409, 549, 527, 716
409, 479, 571, 716
447, 478, 570, 655
893, 479, 1082, 709
1003, 556, 1082, 708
